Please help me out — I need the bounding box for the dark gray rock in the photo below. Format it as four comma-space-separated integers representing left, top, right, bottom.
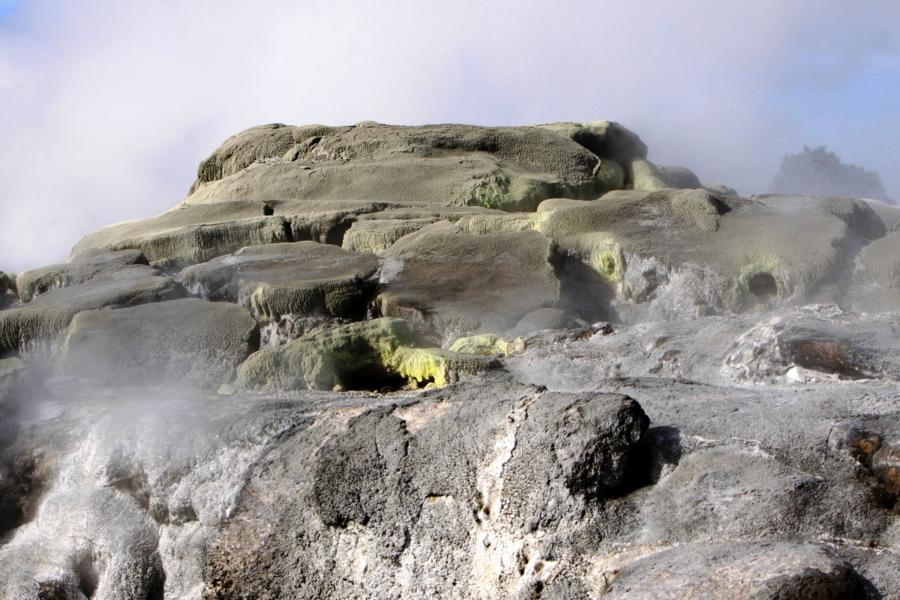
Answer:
378, 222, 559, 341
202, 381, 649, 598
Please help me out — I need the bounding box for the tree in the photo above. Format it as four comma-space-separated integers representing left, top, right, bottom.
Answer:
769, 146, 893, 203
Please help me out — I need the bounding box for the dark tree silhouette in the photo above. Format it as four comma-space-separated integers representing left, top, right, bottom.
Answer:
769, 146, 893, 203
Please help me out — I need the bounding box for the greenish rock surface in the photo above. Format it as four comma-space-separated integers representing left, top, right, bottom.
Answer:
859, 234, 900, 289
342, 206, 499, 254
0, 265, 182, 354
185, 122, 610, 212
60, 298, 259, 387
180, 242, 379, 321
16, 249, 147, 303
342, 217, 439, 254
70, 199, 388, 268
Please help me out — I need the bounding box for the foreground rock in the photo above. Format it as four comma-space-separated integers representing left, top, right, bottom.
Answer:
600, 542, 867, 599
60, 298, 259, 387
203, 382, 650, 598
3, 366, 895, 599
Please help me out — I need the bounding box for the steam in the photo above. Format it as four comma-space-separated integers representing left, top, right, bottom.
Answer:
1, 0, 899, 272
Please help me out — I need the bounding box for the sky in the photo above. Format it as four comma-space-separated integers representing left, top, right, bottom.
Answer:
0, 0, 898, 272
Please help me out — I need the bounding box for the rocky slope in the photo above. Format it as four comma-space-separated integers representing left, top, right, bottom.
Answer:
0, 121, 898, 599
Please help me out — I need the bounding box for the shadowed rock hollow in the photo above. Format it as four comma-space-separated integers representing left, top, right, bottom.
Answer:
1, 121, 898, 599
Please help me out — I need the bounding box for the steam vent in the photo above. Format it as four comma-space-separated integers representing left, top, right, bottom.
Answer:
2, 121, 900, 599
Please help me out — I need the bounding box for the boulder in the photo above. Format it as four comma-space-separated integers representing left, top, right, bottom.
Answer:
16, 249, 147, 303
185, 122, 607, 211
180, 242, 379, 322
203, 382, 650, 599
60, 298, 259, 387
0, 266, 182, 354
600, 543, 867, 599
537, 120, 648, 163
377, 222, 559, 339
501, 392, 648, 516
534, 190, 853, 317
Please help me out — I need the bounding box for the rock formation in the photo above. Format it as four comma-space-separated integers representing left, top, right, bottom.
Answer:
0, 120, 898, 599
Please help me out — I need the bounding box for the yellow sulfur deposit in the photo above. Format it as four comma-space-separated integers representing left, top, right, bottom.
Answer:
448, 334, 525, 357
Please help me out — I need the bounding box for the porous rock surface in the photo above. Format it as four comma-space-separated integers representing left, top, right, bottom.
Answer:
0, 120, 898, 599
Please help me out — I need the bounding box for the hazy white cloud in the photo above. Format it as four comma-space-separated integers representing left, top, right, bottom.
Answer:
1, 0, 898, 271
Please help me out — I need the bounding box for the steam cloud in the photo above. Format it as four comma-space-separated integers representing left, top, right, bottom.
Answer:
1, 0, 898, 271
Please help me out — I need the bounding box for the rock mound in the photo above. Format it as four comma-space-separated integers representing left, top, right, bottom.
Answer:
1, 119, 898, 599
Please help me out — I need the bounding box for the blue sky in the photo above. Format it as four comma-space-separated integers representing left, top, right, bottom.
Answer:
0, 1, 14, 21
0, 0, 898, 271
